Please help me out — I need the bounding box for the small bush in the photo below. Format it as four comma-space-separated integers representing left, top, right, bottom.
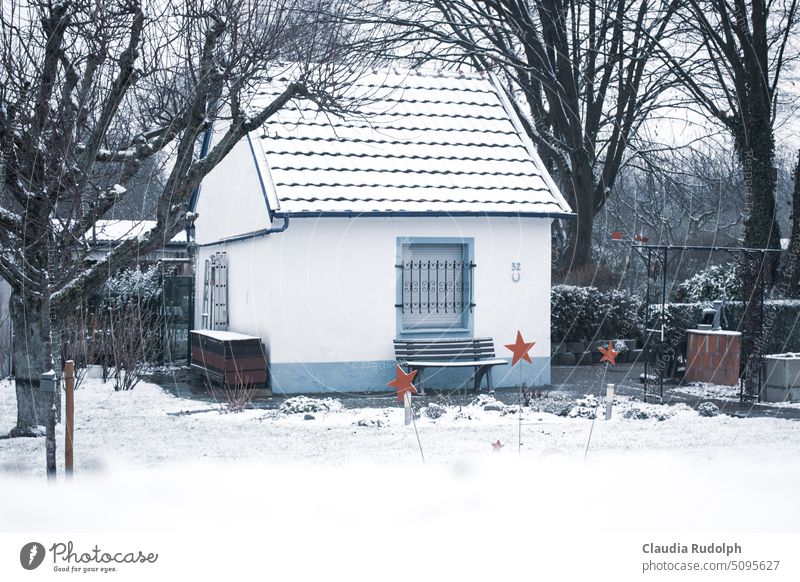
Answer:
210, 379, 255, 413
423, 403, 446, 419
280, 396, 342, 414
672, 263, 742, 302
698, 402, 720, 417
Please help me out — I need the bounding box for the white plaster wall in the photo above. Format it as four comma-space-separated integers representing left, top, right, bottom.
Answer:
195, 236, 274, 354
193, 133, 270, 245
250, 216, 552, 365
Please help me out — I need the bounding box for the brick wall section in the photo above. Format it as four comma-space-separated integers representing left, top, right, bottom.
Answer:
684, 330, 742, 386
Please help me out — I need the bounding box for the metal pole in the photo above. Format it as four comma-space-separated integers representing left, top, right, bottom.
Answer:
65, 360, 75, 478
661, 247, 668, 400
759, 252, 765, 402
644, 248, 651, 402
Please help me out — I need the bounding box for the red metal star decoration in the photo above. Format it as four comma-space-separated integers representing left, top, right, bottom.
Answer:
598, 341, 620, 366
491, 439, 504, 452
387, 365, 418, 402
505, 330, 535, 366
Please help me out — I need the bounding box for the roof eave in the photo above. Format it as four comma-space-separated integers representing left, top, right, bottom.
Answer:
274, 210, 575, 220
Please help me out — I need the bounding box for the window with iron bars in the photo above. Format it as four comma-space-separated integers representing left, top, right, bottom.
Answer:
396, 242, 475, 332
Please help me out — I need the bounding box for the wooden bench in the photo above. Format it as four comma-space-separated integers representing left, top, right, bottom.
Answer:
393, 337, 507, 394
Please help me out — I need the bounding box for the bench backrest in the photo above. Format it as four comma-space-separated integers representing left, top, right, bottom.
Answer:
394, 337, 496, 362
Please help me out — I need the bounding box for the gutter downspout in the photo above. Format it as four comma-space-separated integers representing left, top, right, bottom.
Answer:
197, 215, 290, 247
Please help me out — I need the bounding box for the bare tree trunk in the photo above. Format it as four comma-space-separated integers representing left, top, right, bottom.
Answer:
8, 291, 56, 437
778, 150, 800, 295
734, 116, 781, 397
564, 178, 594, 269
563, 165, 596, 269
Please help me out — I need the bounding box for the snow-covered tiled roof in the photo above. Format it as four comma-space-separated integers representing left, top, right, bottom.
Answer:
89, 220, 186, 244
249, 69, 572, 217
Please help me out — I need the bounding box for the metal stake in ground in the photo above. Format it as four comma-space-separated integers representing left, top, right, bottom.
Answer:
388, 365, 425, 464
504, 331, 535, 455
585, 342, 620, 461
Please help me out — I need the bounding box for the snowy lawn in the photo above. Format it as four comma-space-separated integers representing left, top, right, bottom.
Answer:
2, 374, 800, 581
1, 375, 800, 474
0, 375, 798, 531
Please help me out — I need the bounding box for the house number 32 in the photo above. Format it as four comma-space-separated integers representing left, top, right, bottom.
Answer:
511, 262, 521, 283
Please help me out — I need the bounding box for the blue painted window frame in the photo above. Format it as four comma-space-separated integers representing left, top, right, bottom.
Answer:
395, 236, 475, 339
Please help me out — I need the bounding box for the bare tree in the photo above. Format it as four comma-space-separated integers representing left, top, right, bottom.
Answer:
604, 145, 746, 248
0, 0, 389, 436
650, 0, 799, 394
388, 0, 680, 270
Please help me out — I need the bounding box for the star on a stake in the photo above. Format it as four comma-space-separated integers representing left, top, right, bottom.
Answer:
491, 439, 504, 452
387, 365, 418, 402
598, 341, 620, 366
505, 330, 535, 366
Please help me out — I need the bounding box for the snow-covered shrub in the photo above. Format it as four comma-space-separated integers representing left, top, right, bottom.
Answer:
531, 394, 574, 416
566, 395, 599, 419
279, 396, 342, 414
622, 407, 651, 420
423, 403, 446, 419
469, 394, 498, 408
672, 263, 741, 303
99, 264, 162, 310
551, 285, 641, 343
697, 402, 720, 417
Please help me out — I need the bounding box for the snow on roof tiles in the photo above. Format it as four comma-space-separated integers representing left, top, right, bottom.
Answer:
251, 69, 572, 216
90, 220, 185, 244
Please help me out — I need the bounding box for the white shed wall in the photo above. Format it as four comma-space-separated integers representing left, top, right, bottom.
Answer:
197, 215, 552, 393
193, 133, 271, 245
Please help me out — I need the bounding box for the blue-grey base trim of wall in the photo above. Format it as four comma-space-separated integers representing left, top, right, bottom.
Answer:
269, 357, 550, 395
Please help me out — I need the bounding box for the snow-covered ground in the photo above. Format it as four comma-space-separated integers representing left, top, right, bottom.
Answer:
674, 382, 800, 408
2, 376, 800, 475
2, 376, 799, 581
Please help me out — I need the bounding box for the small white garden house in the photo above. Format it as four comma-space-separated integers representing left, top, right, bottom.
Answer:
192, 69, 573, 394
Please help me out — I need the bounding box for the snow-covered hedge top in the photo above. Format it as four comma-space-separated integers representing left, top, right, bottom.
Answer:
100, 264, 161, 309
673, 263, 741, 302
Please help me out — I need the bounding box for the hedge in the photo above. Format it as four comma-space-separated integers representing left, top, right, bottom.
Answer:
650, 300, 800, 354
551, 285, 641, 343
551, 284, 800, 355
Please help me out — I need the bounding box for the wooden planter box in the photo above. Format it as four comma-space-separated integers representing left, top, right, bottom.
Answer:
190, 330, 268, 390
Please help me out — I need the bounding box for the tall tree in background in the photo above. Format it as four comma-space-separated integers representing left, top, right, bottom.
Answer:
0, 0, 388, 436
653, 0, 798, 394
392, 0, 679, 270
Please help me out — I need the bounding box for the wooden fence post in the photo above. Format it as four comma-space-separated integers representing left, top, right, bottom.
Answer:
65, 360, 75, 478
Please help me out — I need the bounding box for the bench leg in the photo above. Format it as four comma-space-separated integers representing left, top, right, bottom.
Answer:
414, 367, 425, 396
472, 367, 482, 393
486, 367, 495, 394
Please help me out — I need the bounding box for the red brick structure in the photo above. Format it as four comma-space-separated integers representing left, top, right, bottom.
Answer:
685, 330, 742, 386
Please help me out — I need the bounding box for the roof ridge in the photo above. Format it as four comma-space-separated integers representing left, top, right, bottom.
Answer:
369, 66, 487, 80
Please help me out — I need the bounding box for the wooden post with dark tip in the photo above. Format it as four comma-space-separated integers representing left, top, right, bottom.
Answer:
65, 360, 75, 478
